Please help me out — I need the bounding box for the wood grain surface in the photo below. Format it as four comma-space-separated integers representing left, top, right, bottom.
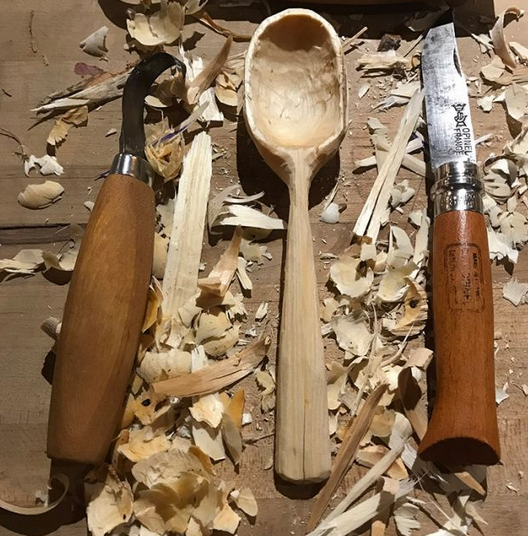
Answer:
1, 1, 528, 535
418, 210, 500, 465
47, 174, 155, 464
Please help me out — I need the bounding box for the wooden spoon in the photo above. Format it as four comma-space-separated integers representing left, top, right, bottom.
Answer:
244, 8, 347, 483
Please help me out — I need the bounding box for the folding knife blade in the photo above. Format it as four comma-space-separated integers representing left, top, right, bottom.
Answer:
422, 12, 476, 171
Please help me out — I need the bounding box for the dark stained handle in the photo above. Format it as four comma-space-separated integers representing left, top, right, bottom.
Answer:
418, 210, 500, 465
47, 174, 154, 464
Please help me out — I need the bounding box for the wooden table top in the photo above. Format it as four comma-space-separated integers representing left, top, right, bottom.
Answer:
1, 1, 527, 534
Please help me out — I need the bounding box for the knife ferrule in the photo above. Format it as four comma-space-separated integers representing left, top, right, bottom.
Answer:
431, 161, 483, 217
109, 153, 153, 186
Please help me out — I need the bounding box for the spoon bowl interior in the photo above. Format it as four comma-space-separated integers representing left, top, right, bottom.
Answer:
244, 9, 346, 182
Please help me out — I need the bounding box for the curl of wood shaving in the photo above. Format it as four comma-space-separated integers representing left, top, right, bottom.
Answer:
213, 204, 286, 230
18, 180, 64, 209
0, 474, 68, 516
491, 7, 524, 69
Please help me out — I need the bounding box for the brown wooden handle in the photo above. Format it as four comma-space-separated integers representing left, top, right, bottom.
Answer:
47, 174, 155, 464
418, 210, 500, 465
275, 180, 331, 483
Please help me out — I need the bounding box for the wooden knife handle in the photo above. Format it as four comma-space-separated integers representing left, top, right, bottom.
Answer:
418, 210, 500, 465
275, 181, 331, 483
47, 174, 154, 464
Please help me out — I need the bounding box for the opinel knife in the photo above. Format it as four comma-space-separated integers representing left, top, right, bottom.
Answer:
418, 12, 500, 465
47, 53, 185, 464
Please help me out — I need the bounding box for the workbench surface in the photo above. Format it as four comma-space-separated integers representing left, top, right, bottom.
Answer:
1, 1, 527, 535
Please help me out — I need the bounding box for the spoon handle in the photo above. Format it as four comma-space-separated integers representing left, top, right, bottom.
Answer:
275, 179, 331, 483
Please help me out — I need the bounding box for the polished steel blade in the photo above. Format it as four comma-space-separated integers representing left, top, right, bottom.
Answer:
422, 13, 476, 171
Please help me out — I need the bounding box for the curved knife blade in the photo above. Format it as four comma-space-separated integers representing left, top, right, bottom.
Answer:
422, 12, 476, 171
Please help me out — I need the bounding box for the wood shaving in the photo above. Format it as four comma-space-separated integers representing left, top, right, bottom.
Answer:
358, 82, 370, 99
320, 202, 343, 224
152, 234, 168, 280
491, 7, 524, 69
254, 302, 268, 322
85, 465, 133, 536
503, 278, 528, 305
504, 83, 528, 122
477, 94, 495, 112
308, 478, 414, 536
353, 89, 423, 240
215, 68, 243, 108
496, 382, 510, 405
0, 474, 68, 516
162, 131, 212, 332
222, 390, 245, 464
480, 56, 507, 84
357, 51, 412, 74
390, 180, 415, 209
255, 367, 275, 412
331, 315, 372, 357
0, 249, 44, 275
356, 446, 408, 480
47, 105, 89, 147
393, 502, 420, 536
42, 226, 83, 273
307, 384, 388, 531
212, 503, 241, 534
118, 420, 173, 463
329, 255, 374, 299
198, 227, 242, 297
231, 486, 257, 517
195, 11, 253, 41
190, 394, 224, 428
377, 262, 417, 303
127, 0, 183, 47
80, 26, 108, 58
236, 257, 253, 294
212, 203, 286, 230
327, 361, 349, 411
24, 155, 64, 176
510, 41, 528, 64
145, 129, 185, 182
152, 337, 269, 397
18, 180, 64, 209
33, 68, 130, 114
186, 37, 233, 106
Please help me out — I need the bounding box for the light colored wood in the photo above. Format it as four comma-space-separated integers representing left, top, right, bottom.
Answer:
353, 89, 423, 241
162, 131, 212, 314
307, 384, 388, 531
47, 174, 155, 463
244, 8, 347, 483
1, 2, 528, 535
418, 210, 500, 465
